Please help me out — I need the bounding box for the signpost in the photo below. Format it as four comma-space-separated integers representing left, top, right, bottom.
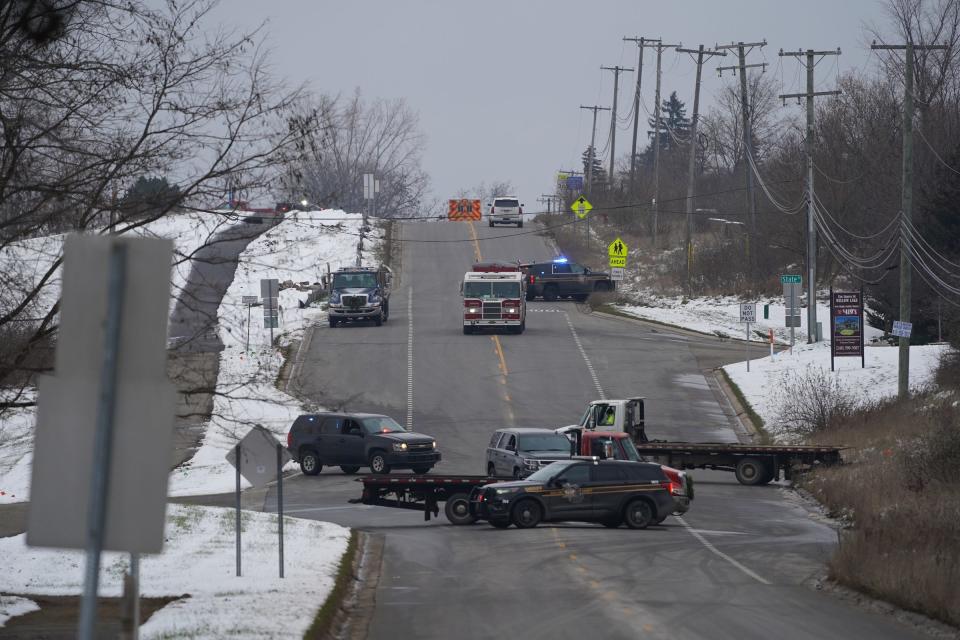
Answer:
608, 237, 628, 269
830, 288, 865, 371
739, 303, 756, 371
781, 275, 802, 353
226, 426, 292, 578
892, 320, 913, 338
260, 278, 279, 344
241, 295, 259, 351
28, 235, 176, 640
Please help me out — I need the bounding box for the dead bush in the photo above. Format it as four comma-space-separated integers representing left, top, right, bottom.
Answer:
774, 366, 861, 436
933, 347, 960, 391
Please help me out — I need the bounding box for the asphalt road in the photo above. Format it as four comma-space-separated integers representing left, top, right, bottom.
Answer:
281, 220, 924, 639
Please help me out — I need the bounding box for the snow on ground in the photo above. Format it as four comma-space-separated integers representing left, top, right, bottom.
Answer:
0, 595, 39, 628
0, 504, 350, 638
0, 212, 245, 503
617, 294, 886, 345
724, 342, 948, 442
168, 210, 379, 496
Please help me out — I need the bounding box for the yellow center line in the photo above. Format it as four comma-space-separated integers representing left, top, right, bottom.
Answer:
491, 335, 509, 376
468, 221, 482, 262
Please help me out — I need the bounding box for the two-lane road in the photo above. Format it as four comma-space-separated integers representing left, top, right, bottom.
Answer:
282, 220, 924, 639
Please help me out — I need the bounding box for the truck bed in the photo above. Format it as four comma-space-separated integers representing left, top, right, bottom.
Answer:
635, 441, 843, 455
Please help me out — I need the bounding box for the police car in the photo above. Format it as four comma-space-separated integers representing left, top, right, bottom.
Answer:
521, 257, 615, 302
469, 458, 676, 529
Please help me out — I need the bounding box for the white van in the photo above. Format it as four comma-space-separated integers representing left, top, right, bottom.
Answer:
488, 196, 523, 228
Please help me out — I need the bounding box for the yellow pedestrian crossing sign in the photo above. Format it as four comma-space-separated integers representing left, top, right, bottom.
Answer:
608, 237, 627, 268
571, 195, 592, 219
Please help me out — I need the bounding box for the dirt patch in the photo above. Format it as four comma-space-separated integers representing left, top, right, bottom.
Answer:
0, 593, 185, 638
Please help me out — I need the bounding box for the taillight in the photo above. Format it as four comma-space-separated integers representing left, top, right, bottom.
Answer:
529, 275, 535, 284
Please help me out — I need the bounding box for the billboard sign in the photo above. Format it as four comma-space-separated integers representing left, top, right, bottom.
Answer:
830, 290, 864, 366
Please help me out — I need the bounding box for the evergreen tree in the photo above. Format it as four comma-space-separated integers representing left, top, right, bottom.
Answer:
581, 146, 607, 189
642, 91, 690, 163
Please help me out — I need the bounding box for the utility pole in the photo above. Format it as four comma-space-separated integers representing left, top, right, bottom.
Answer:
649, 40, 680, 249
779, 48, 841, 343
677, 45, 726, 292
717, 40, 767, 284
601, 65, 633, 188
580, 105, 610, 194
873, 40, 948, 397
623, 37, 657, 193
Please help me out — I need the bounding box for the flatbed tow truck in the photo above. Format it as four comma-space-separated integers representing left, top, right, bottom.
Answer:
573, 398, 844, 485
349, 474, 490, 525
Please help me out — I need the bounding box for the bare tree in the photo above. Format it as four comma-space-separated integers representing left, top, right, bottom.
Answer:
283, 90, 430, 218
0, 0, 302, 409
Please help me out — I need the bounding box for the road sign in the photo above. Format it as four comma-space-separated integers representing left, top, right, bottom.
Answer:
739, 303, 756, 323
892, 320, 913, 338
610, 267, 625, 281
566, 175, 584, 191
608, 237, 628, 258
260, 278, 279, 302
571, 195, 592, 219
780, 274, 802, 284
28, 235, 176, 553
241, 295, 259, 305
226, 426, 291, 489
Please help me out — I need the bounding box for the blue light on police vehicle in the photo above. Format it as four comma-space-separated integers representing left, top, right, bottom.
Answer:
552, 257, 568, 263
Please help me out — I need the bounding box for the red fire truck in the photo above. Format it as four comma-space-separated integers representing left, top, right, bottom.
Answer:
462, 262, 526, 334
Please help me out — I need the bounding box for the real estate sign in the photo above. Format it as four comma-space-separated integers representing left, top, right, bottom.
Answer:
830, 289, 865, 369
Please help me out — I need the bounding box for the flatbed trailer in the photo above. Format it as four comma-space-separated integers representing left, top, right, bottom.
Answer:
349, 474, 496, 525
634, 441, 843, 485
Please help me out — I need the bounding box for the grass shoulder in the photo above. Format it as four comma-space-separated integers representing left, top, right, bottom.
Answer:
304, 529, 359, 640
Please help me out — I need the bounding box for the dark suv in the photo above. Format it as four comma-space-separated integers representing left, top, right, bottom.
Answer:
522, 258, 614, 301
469, 458, 674, 529
287, 413, 440, 475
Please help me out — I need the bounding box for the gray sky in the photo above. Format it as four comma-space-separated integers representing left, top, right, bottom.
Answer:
210, 0, 889, 211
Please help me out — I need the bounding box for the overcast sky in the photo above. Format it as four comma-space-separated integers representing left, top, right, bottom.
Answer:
209, 0, 889, 211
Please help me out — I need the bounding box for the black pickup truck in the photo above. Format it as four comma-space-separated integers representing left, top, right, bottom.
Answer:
521, 258, 614, 301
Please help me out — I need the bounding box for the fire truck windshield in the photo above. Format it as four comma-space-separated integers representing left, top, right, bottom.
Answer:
463, 281, 521, 299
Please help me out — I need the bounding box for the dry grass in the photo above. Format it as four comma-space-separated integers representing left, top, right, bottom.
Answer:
802, 395, 960, 627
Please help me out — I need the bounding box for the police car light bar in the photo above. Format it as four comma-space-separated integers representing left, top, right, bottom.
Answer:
552, 257, 568, 263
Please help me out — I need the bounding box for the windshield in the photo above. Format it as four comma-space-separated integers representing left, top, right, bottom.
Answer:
360, 416, 406, 434
463, 281, 521, 299
333, 272, 377, 289
589, 436, 641, 461
518, 434, 571, 453
494, 199, 519, 208
525, 460, 575, 483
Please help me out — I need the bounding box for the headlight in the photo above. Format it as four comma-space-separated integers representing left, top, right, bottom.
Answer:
392, 442, 407, 452
432, 440, 437, 449
467, 307, 480, 313
523, 459, 539, 469
368, 293, 380, 303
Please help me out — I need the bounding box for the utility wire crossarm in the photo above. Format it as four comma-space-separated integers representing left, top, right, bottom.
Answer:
676, 45, 726, 292
870, 39, 949, 397
778, 47, 841, 345
716, 39, 767, 283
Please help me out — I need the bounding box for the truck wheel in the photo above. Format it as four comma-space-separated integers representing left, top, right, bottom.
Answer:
489, 519, 511, 529
735, 458, 770, 486
369, 452, 391, 474
374, 312, 383, 327
543, 285, 558, 302
340, 465, 360, 474
411, 466, 432, 475
444, 493, 477, 525
624, 498, 654, 529
511, 499, 542, 528
328, 317, 337, 328
517, 220, 523, 228
300, 450, 322, 476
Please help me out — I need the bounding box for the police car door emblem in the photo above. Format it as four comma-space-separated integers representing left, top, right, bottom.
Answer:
562, 484, 584, 503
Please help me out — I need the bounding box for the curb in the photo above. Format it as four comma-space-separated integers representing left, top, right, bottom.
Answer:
328, 531, 384, 640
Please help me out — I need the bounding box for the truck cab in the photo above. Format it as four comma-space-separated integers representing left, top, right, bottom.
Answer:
327, 265, 392, 327
462, 265, 526, 334
575, 398, 647, 443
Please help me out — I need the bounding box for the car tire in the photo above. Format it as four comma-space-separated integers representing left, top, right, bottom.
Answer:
374, 313, 383, 327
411, 466, 432, 475
300, 450, 322, 476
340, 465, 360, 474
444, 493, 477, 525
511, 499, 542, 529
543, 285, 558, 302
487, 463, 496, 477
328, 317, 337, 328
369, 451, 391, 474
624, 498, 655, 529
489, 519, 511, 529
735, 457, 772, 486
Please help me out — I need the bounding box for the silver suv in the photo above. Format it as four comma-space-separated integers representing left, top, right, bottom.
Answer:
485, 427, 572, 479
488, 196, 523, 228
